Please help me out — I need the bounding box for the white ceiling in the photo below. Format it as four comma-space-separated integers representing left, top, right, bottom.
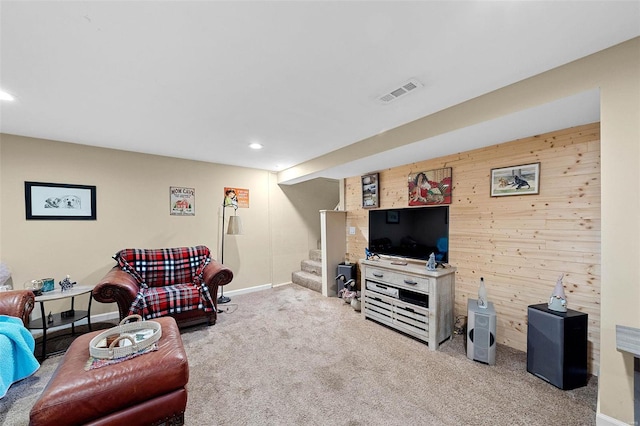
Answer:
1, 1, 638, 182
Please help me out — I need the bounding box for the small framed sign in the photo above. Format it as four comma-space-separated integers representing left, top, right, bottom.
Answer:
170, 187, 195, 216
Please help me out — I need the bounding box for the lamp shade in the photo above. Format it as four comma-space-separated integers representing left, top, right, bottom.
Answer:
227, 215, 243, 235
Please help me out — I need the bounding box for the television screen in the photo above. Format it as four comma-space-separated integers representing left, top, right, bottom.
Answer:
368, 206, 449, 263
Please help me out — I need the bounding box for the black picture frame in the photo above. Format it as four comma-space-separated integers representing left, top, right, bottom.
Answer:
386, 210, 399, 224
25, 181, 97, 220
361, 173, 379, 209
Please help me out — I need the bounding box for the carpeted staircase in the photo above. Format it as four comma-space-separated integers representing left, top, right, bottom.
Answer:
291, 248, 322, 293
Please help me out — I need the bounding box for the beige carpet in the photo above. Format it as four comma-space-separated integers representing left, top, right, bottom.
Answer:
1, 284, 597, 425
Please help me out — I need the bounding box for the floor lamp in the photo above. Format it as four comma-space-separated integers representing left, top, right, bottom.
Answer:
219, 199, 242, 304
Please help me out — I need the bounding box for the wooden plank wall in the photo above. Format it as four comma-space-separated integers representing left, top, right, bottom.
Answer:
345, 123, 601, 374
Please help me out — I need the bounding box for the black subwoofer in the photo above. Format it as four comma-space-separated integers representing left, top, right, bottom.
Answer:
527, 304, 588, 390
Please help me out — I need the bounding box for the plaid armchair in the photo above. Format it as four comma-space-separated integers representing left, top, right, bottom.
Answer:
93, 246, 233, 327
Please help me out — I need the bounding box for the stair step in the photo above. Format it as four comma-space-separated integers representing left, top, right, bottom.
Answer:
301, 259, 321, 275
292, 270, 322, 293
309, 249, 322, 262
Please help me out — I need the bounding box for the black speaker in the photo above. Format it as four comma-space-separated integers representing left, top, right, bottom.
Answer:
527, 304, 588, 390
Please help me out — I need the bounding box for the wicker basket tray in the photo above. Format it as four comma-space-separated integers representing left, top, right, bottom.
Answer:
89, 315, 162, 360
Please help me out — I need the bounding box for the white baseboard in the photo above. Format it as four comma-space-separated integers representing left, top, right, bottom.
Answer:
596, 412, 632, 426
218, 283, 273, 299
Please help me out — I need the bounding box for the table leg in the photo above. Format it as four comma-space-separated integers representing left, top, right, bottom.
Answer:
70, 296, 76, 335
39, 301, 47, 361
87, 291, 93, 331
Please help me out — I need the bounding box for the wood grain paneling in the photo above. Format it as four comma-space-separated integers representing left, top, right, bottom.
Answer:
345, 123, 601, 373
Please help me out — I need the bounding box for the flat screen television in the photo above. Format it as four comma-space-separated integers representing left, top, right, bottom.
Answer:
368, 206, 449, 264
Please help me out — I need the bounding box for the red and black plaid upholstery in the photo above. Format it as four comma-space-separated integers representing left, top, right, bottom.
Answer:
113, 246, 215, 319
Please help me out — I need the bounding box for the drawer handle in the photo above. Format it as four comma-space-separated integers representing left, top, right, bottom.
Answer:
404, 279, 417, 285
376, 284, 387, 289
373, 272, 384, 278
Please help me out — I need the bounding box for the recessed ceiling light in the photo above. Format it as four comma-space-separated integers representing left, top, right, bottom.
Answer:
249, 143, 263, 150
0, 90, 15, 101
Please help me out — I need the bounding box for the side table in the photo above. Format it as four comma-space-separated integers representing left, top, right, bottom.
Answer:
28, 285, 93, 360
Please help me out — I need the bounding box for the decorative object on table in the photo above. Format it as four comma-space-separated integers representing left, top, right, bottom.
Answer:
24, 279, 44, 296
408, 168, 452, 206
361, 173, 379, 208
477, 277, 488, 309
490, 162, 540, 197
24, 181, 97, 220
169, 186, 195, 216
61, 309, 75, 318
548, 273, 568, 313
59, 275, 76, 291
219, 190, 244, 305
41, 278, 55, 293
47, 312, 53, 324
0, 262, 12, 291
426, 253, 437, 271
89, 315, 162, 360
365, 248, 380, 261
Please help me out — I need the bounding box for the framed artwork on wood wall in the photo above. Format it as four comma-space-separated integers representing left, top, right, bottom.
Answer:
408, 167, 452, 206
490, 162, 540, 197
25, 181, 97, 220
361, 173, 379, 209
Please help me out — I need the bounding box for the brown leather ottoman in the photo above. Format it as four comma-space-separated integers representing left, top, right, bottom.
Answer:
30, 316, 188, 426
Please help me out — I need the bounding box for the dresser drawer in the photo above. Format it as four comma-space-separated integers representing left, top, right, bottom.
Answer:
365, 267, 432, 293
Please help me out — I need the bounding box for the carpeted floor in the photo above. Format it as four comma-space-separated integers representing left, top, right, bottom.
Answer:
1, 284, 597, 425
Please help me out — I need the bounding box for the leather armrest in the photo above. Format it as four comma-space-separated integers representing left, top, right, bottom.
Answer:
203, 260, 233, 288
0, 289, 35, 326
93, 267, 140, 320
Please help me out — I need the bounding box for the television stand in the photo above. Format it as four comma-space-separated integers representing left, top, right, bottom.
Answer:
360, 258, 456, 350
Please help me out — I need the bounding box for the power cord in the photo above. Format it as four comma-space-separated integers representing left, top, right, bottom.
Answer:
218, 303, 238, 314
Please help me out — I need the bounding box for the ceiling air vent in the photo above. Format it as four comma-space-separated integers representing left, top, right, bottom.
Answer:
377, 78, 424, 104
